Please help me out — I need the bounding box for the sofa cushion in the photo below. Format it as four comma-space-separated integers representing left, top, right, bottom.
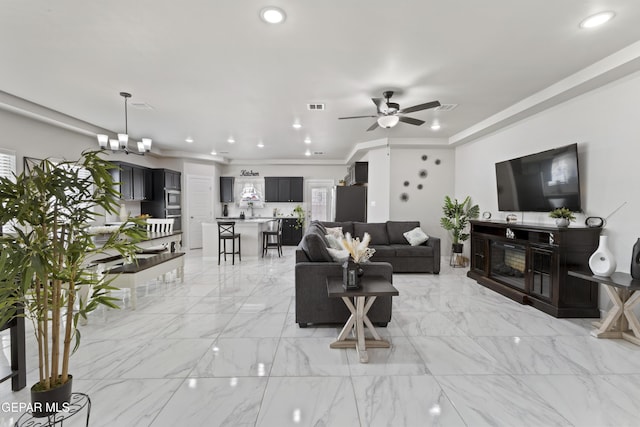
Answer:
370, 245, 396, 257
321, 221, 354, 237
391, 244, 434, 257
299, 233, 333, 262
387, 221, 421, 244
307, 223, 330, 247
326, 247, 350, 262
403, 227, 429, 246
325, 234, 344, 249
353, 222, 389, 245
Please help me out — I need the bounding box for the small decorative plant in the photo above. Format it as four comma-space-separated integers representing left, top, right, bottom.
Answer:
293, 204, 305, 230
549, 207, 576, 227
440, 195, 480, 246
549, 207, 576, 221
341, 232, 376, 264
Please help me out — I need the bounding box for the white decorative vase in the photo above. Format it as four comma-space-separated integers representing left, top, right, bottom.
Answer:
555, 218, 569, 227
589, 235, 616, 277
119, 203, 128, 222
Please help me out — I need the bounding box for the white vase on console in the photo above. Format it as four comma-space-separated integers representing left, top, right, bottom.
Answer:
589, 235, 616, 277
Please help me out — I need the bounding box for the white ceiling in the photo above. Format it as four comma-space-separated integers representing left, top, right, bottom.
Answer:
2, 1, 640, 163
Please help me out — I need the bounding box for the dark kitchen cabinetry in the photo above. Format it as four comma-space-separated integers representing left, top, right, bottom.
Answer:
110, 162, 151, 201
282, 218, 303, 246
264, 177, 303, 202
467, 220, 601, 318
345, 162, 368, 185
140, 168, 182, 231
335, 185, 367, 222
220, 176, 234, 202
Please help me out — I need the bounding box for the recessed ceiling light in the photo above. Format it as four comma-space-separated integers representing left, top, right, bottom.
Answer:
292, 123, 302, 129
430, 123, 441, 131
257, 142, 264, 148
186, 137, 194, 143
304, 137, 311, 144
210, 150, 217, 155
227, 137, 235, 144
260, 6, 286, 24
579, 11, 615, 28
305, 150, 311, 156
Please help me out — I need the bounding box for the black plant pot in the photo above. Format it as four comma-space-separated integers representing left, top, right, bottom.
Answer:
30, 375, 73, 418
452, 243, 464, 254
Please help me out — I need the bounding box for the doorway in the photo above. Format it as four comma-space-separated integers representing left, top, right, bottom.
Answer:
186, 175, 214, 249
305, 179, 335, 223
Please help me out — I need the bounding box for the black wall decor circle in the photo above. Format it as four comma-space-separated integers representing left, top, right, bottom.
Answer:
403, 181, 410, 187
400, 193, 409, 202
419, 170, 427, 178
435, 159, 441, 165
417, 184, 423, 190
421, 155, 428, 161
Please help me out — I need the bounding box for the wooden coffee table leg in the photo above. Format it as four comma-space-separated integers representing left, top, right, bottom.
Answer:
622, 290, 640, 345
593, 285, 625, 338
355, 296, 368, 363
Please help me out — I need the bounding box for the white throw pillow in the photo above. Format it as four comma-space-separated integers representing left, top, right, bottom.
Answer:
327, 247, 350, 262
326, 227, 343, 239
325, 234, 344, 250
403, 227, 429, 246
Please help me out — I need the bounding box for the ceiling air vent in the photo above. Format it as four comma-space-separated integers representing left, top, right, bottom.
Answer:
218, 151, 229, 154
434, 104, 458, 112
307, 103, 325, 111
313, 151, 324, 155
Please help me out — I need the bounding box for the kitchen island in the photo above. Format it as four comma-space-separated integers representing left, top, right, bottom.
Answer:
202, 218, 278, 258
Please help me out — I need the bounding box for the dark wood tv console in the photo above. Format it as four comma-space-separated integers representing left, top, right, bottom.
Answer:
467, 220, 601, 318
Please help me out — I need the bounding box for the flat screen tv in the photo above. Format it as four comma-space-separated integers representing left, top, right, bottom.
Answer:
495, 143, 581, 212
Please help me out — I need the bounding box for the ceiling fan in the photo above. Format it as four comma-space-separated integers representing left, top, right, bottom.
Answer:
339, 91, 441, 131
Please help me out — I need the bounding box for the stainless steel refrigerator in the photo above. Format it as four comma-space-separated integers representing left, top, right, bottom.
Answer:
335, 186, 367, 222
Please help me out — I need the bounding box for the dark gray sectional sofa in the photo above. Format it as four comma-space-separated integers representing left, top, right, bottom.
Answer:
294, 220, 440, 327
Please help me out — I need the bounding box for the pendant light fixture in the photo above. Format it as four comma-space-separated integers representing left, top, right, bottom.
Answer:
97, 92, 152, 155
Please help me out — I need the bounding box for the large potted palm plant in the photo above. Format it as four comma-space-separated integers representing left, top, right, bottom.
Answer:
440, 195, 479, 265
0, 150, 144, 417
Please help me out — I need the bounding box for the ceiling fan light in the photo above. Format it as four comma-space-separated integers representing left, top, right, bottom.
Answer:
109, 139, 119, 150
377, 115, 400, 128
142, 138, 152, 151
137, 141, 145, 153
97, 134, 109, 148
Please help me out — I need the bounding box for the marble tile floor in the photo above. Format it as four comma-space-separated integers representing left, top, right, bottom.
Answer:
2, 248, 640, 426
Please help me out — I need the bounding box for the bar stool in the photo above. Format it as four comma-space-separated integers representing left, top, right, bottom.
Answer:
218, 221, 241, 265
262, 218, 283, 257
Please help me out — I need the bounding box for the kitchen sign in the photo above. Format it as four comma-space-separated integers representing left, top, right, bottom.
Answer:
240, 169, 259, 176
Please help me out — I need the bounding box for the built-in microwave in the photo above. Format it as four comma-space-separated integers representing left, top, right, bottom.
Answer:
165, 190, 181, 208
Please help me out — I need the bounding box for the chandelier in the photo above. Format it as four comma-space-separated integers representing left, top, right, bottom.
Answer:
97, 92, 152, 155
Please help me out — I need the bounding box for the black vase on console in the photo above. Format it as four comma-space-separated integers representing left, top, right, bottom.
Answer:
222, 204, 228, 217
631, 238, 640, 279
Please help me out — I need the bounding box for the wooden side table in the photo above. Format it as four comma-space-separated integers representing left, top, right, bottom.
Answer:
326, 276, 399, 363
569, 271, 640, 345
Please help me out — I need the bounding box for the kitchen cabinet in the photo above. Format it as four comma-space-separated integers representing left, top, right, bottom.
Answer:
346, 162, 368, 185
220, 176, 234, 202
282, 218, 303, 245
264, 177, 303, 202
110, 162, 150, 201
164, 170, 181, 190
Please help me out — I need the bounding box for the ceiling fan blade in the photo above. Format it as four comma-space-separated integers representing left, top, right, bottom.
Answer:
372, 98, 387, 113
398, 100, 441, 114
398, 116, 425, 126
339, 115, 378, 120
366, 121, 379, 131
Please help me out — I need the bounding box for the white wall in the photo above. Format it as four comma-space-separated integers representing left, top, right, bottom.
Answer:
390, 147, 455, 243
455, 70, 640, 274
366, 147, 391, 222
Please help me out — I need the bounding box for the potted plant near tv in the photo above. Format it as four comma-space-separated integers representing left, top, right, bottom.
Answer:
0, 151, 144, 417
549, 207, 576, 227
440, 195, 479, 266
